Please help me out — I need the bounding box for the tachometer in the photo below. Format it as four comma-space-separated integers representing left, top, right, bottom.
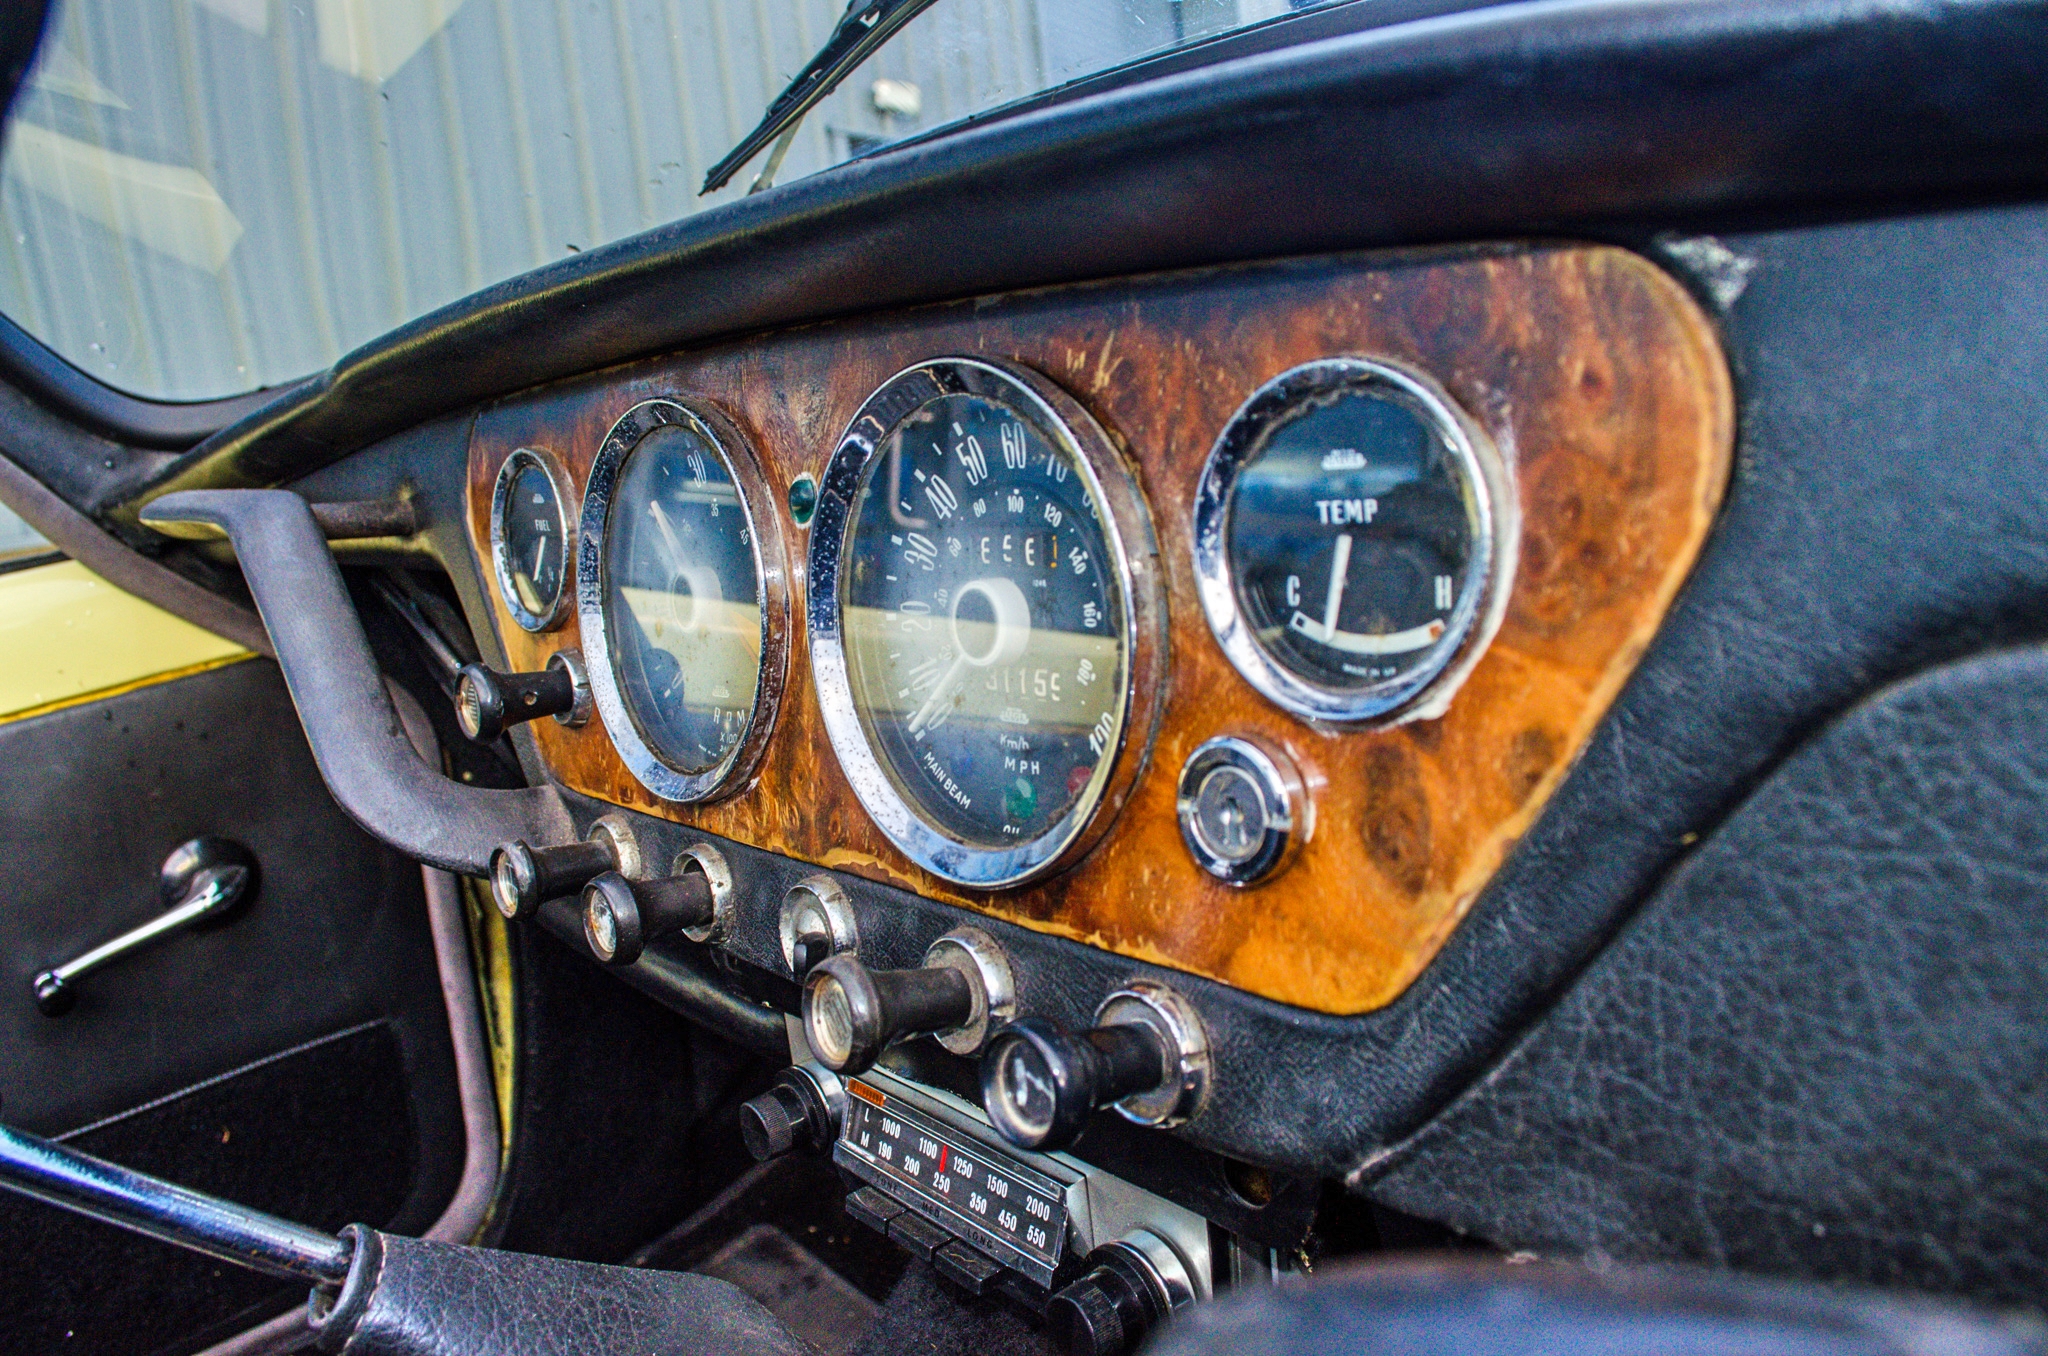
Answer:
579, 399, 788, 802
809, 359, 1163, 888
1194, 358, 1514, 725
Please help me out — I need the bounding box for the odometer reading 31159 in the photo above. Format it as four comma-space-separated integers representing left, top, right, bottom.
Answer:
812, 359, 1159, 889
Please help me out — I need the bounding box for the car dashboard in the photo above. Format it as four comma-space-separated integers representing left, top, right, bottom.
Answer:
1, 0, 2045, 1351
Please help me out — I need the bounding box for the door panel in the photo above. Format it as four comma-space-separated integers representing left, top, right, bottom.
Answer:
0, 654, 467, 1351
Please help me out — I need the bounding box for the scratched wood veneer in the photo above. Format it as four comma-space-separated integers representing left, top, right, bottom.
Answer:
464, 245, 1732, 1016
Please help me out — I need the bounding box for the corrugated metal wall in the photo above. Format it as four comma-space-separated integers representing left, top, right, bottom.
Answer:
0, 0, 1285, 401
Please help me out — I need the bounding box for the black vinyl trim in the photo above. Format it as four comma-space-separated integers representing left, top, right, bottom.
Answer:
0, 311, 308, 451
0, 548, 62, 576
108, 0, 2048, 525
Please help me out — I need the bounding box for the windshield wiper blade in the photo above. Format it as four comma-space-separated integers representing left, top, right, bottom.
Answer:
702, 0, 943, 195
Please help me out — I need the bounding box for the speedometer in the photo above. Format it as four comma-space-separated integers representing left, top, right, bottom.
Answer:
809, 359, 1164, 888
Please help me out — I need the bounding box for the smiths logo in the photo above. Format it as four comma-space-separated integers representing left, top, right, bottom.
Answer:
1321, 448, 1366, 471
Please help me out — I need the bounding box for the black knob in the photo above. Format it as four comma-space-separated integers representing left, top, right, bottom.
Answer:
801, 955, 974, 1075
980, 1018, 1169, 1152
454, 661, 577, 742
33, 972, 73, 1018
488, 839, 616, 920
788, 930, 833, 979
1046, 1247, 1167, 1356
738, 1067, 840, 1162
580, 870, 714, 966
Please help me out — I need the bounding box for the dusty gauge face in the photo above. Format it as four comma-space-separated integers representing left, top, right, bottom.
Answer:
579, 399, 787, 802
809, 359, 1164, 888
1194, 358, 1515, 725
490, 446, 573, 631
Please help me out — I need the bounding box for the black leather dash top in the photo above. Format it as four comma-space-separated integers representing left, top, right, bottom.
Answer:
1364, 644, 2048, 1305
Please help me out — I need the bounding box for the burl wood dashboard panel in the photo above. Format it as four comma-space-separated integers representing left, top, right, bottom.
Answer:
465, 245, 1732, 1016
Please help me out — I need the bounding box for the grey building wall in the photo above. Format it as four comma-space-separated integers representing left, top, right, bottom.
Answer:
0, 0, 1290, 401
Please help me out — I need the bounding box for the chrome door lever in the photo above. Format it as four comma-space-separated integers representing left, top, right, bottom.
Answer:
34, 838, 256, 1016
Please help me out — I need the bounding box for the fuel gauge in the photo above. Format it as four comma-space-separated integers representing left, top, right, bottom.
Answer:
491, 446, 573, 632
1194, 359, 1514, 725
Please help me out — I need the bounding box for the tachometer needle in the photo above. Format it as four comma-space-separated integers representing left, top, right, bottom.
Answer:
649, 499, 685, 574
1321, 532, 1353, 637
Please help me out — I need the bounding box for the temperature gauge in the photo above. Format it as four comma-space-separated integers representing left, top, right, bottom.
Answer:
1194, 358, 1513, 725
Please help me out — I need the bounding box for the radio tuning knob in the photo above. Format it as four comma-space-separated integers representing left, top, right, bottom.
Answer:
738, 1063, 845, 1162
981, 982, 1210, 1153
454, 652, 588, 742
801, 927, 1015, 1075
1046, 1230, 1197, 1356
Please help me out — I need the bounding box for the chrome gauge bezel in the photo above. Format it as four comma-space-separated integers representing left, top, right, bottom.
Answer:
578, 398, 790, 804
1192, 357, 1516, 726
489, 445, 575, 632
808, 357, 1166, 890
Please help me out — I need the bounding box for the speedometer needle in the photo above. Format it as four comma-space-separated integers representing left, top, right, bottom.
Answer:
907, 576, 1031, 737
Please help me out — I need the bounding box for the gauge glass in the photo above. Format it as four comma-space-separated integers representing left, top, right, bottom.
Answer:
1198, 359, 1501, 724
492, 448, 569, 630
601, 420, 763, 777
842, 390, 1126, 850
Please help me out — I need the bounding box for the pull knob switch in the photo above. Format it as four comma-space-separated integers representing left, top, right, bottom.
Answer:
581, 870, 715, 966
488, 839, 615, 920
454, 651, 586, 742
981, 1020, 1167, 1152
487, 815, 639, 922
801, 927, 1014, 1075
980, 981, 1210, 1153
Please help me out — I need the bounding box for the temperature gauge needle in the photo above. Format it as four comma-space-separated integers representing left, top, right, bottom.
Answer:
1321, 532, 1353, 637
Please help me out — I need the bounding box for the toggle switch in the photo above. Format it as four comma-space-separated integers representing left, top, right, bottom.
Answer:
779, 874, 859, 979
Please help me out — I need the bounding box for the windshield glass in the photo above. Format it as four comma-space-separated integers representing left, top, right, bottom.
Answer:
0, 0, 1323, 402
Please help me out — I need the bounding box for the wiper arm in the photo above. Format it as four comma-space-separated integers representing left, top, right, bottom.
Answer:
702, 0, 943, 195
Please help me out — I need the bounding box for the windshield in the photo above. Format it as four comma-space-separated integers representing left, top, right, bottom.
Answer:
0, 0, 1322, 402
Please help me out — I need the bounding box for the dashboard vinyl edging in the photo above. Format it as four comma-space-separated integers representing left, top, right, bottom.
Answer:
463, 243, 1732, 1017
